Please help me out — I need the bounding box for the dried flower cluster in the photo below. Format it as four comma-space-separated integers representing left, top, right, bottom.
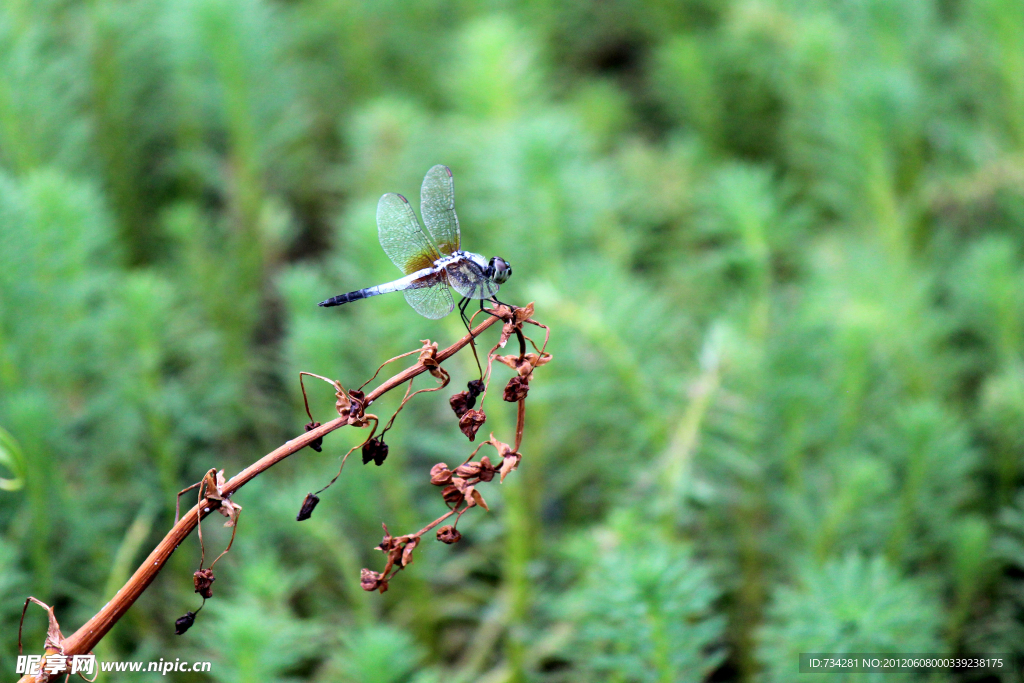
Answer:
17, 598, 69, 683
171, 468, 242, 634
355, 303, 547, 592
16, 306, 548, 676
359, 432, 524, 593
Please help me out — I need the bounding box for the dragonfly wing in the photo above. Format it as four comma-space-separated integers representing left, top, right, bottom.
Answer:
378, 192, 441, 275
446, 258, 500, 299
403, 280, 455, 319
420, 165, 461, 255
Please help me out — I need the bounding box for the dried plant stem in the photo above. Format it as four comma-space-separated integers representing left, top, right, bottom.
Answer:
514, 399, 526, 453
17, 314, 502, 683
413, 508, 457, 538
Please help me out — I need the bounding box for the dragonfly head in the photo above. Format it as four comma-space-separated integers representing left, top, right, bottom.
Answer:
486, 257, 512, 285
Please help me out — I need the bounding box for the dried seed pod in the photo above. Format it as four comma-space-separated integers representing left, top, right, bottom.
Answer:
400, 537, 419, 567
418, 340, 448, 381
499, 452, 522, 482
477, 455, 497, 482
458, 409, 486, 441
454, 461, 482, 478
360, 568, 385, 592
376, 522, 395, 552
304, 421, 323, 452
362, 436, 389, 466
498, 302, 535, 346
430, 463, 453, 486
436, 525, 462, 544
193, 568, 215, 599
495, 351, 551, 382
442, 484, 464, 507
175, 611, 196, 635
449, 391, 472, 418
347, 389, 366, 423
451, 379, 486, 418
469, 488, 490, 511
503, 376, 529, 402
296, 492, 320, 521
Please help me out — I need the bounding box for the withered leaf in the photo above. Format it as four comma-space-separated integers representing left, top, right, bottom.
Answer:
23, 598, 65, 652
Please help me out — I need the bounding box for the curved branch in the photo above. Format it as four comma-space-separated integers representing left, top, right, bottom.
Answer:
18, 314, 502, 682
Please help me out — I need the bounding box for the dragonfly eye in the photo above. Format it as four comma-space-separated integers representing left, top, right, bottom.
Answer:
489, 257, 511, 284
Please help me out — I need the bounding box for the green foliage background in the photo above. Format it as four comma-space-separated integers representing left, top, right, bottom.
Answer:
1, 0, 1023, 681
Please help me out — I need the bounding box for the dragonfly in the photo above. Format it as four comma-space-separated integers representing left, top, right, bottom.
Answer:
318, 165, 512, 330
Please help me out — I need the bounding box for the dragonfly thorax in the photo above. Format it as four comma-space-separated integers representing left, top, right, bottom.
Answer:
440, 251, 511, 285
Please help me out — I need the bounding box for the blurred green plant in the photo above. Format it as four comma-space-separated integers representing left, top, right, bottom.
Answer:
2, 0, 1024, 680
0, 426, 24, 491
560, 515, 725, 683
757, 554, 942, 683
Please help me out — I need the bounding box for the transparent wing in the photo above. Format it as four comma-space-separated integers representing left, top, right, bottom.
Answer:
378, 193, 441, 275
403, 281, 455, 319
446, 257, 500, 299
420, 165, 461, 255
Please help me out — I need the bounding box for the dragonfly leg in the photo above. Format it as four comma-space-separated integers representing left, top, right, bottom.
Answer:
487, 296, 517, 315
460, 297, 486, 379
459, 296, 474, 337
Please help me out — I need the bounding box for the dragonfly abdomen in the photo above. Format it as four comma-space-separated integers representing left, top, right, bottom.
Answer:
318, 288, 374, 307
318, 270, 434, 308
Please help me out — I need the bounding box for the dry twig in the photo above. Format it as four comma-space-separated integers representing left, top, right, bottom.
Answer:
16, 306, 550, 682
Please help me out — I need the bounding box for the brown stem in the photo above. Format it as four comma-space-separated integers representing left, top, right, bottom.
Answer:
514, 399, 526, 453
207, 517, 238, 570
380, 369, 449, 436
17, 314, 502, 682
313, 418, 377, 496
412, 508, 457, 539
